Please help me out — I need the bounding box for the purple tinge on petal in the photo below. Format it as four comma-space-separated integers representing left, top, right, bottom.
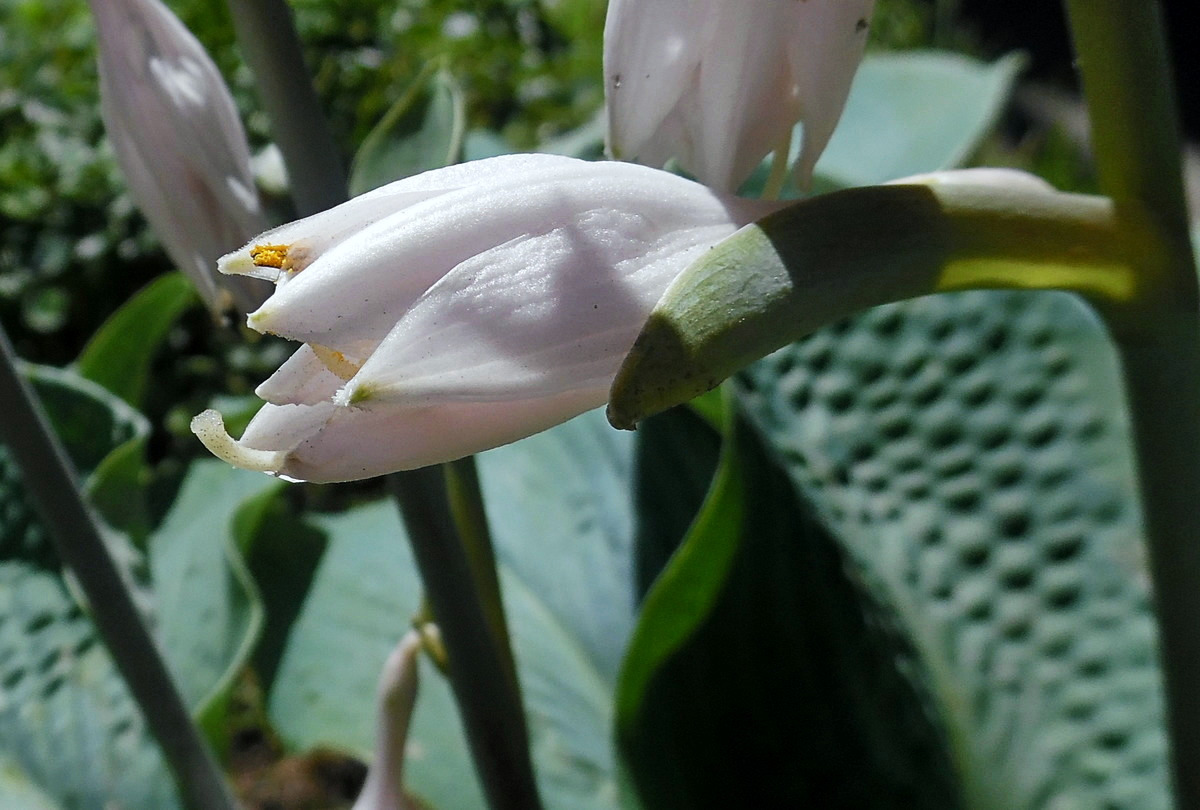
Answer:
603, 0, 874, 192
603, 0, 701, 162
239, 387, 608, 483
254, 344, 349, 406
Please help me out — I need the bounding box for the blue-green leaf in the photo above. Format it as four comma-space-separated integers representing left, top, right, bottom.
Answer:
269, 412, 637, 809
617, 406, 960, 809
0, 365, 172, 807
738, 290, 1167, 807
75, 272, 196, 408
817, 51, 1025, 187
0, 563, 180, 810
148, 461, 281, 747
0, 757, 61, 810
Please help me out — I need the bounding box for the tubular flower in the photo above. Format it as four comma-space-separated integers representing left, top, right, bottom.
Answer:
192, 154, 781, 483
604, 0, 875, 192
89, 0, 267, 313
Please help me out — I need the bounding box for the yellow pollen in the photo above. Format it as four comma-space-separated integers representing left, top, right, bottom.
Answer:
250, 244, 291, 269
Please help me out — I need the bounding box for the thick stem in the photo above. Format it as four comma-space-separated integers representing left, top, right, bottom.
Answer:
1116, 318, 1200, 806
1064, 1, 1200, 804
389, 467, 544, 810
224, 0, 348, 214
1063, 0, 1190, 237
0, 327, 238, 810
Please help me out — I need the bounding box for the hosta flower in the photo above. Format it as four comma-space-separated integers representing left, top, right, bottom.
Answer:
192, 154, 780, 482
89, 0, 267, 313
604, 0, 875, 192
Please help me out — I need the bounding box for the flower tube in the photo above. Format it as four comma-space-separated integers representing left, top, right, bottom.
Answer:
193, 154, 781, 482
89, 0, 267, 313
604, 0, 875, 192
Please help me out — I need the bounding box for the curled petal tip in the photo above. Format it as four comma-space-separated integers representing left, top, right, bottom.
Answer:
217, 249, 260, 277
244, 307, 279, 335
190, 409, 285, 474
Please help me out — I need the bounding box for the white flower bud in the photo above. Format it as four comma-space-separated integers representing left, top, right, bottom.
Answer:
89, 0, 268, 313
351, 632, 422, 810
193, 155, 781, 482
604, 0, 875, 192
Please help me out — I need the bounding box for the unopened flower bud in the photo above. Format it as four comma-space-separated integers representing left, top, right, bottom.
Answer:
89, 0, 268, 313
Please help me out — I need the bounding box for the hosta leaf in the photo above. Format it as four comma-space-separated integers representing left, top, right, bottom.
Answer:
148, 461, 280, 745
737, 290, 1167, 808
817, 51, 1025, 188
233, 487, 327, 691
0, 364, 171, 807
0, 562, 180, 810
1, 369, 277, 801
74, 272, 196, 408
0, 756, 62, 810
267, 499, 485, 810
618, 406, 959, 809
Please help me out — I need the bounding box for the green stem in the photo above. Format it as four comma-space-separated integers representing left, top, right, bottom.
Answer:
0, 327, 238, 810
224, 0, 348, 214
1115, 318, 1200, 806
226, 3, 533, 802
443, 458, 520, 689
389, 466, 544, 810
1065, 2, 1200, 803
1063, 1, 1191, 239
1065, 1, 1200, 806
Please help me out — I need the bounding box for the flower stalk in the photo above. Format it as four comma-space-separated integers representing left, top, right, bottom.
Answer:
0, 326, 238, 810
1063, 1, 1200, 804
389, 466, 544, 810
223, 0, 348, 214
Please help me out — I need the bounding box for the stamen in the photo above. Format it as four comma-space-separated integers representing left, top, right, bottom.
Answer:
250, 243, 290, 269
